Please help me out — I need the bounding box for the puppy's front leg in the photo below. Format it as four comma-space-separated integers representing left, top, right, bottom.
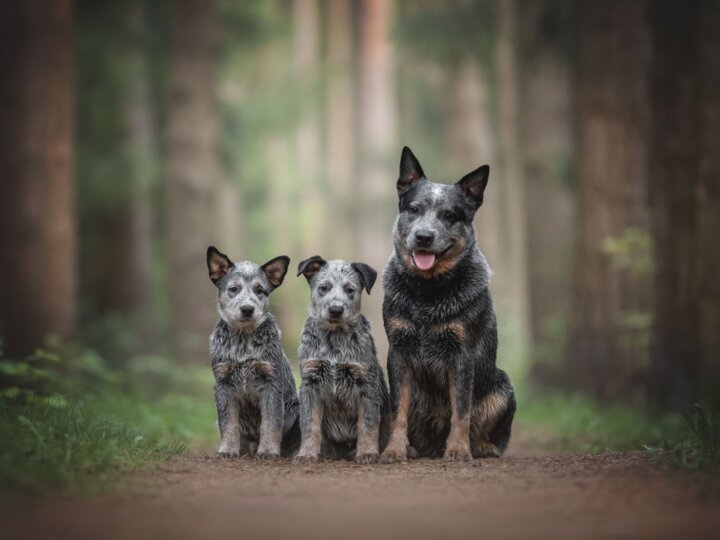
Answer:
293, 384, 323, 464
444, 359, 473, 462
215, 385, 241, 458
355, 390, 380, 464
256, 387, 283, 460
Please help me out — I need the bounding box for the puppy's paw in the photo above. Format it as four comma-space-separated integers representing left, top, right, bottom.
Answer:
292, 452, 319, 465
216, 451, 240, 460
444, 446, 472, 462
407, 446, 419, 460
473, 441, 500, 458
354, 452, 379, 465
255, 452, 281, 461
379, 447, 407, 464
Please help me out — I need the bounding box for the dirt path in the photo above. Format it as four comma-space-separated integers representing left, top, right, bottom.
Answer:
3, 434, 719, 540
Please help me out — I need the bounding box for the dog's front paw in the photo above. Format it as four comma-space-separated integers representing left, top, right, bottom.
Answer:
216, 451, 240, 460
255, 451, 281, 461
444, 445, 472, 462
292, 452, 319, 465
354, 452, 379, 465
379, 447, 407, 464
473, 441, 500, 458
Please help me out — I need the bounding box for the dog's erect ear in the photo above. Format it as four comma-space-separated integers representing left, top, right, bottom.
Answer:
297, 255, 327, 283
351, 263, 377, 294
456, 165, 489, 210
261, 256, 290, 289
397, 146, 426, 196
207, 246, 233, 285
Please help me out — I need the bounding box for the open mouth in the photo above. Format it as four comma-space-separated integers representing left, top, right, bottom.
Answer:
411, 246, 451, 271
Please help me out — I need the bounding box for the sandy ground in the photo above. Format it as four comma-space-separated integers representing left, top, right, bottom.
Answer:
3, 429, 720, 540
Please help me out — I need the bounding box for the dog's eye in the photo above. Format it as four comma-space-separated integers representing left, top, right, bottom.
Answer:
444, 211, 457, 222
318, 284, 330, 294
254, 285, 266, 296
228, 285, 240, 295
344, 286, 355, 295
408, 205, 420, 214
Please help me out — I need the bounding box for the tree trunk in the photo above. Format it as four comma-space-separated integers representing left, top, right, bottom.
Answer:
496, 0, 531, 364
358, 0, 397, 364
166, 0, 221, 364
648, 0, 720, 408
0, 1, 76, 358
566, 0, 651, 402
324, 0, 358, 259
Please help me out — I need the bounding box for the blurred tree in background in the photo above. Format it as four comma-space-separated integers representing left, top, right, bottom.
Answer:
0, 0, 718, 413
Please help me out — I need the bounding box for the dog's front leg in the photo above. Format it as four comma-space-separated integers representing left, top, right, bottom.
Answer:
215, 385, 241, 458
380, 350, 412, 464
355, 388, 381, 464
293, 383, 323, 464
256, 387, 283, 460
444, 358, 474, 462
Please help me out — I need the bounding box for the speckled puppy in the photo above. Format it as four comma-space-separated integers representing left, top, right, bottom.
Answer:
206, 246, 300, 460
293, 257, 390, 465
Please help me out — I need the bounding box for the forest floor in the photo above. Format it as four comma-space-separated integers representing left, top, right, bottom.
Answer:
2, 421, 719, 540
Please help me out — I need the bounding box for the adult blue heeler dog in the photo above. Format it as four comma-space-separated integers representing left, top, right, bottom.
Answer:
380, 147, 516, 463
206, 246, 300, 460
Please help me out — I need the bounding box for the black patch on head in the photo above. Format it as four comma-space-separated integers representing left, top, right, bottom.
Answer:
297, 255, 327, 283
207, 246, 233, 285
350, 263, 378, 294
261, 255, 290, 289
397, 146, 426, 196
456, 165, 489, 210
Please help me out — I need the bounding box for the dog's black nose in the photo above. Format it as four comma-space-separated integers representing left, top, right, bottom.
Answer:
240, 305, 255, 318
415, 230, 435, 246
328, 305, 344, 318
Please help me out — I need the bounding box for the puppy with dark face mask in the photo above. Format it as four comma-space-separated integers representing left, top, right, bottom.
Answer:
380, 147, 516, 464
206, 246, 300, 460
293, 257, 390, 464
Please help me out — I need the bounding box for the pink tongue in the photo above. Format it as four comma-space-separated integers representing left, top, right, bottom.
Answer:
413, 251, 436, 270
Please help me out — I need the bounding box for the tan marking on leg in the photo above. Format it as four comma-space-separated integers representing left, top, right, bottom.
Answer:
354, 397, 380, 464
344, 362, 370, 384
380, 381, 411, 464
217, 399, 241, 458
293, 404, 322, 464
386, 317, 415, 333
471, 391, 507, 458
301, 358, 326, 379
434, 321, 465, 341
444, 378, 472, 461
212, 362, 232, 382
252, 360, 274, 378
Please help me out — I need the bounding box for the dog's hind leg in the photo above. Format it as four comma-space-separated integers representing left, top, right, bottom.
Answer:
471, 383, 515, 458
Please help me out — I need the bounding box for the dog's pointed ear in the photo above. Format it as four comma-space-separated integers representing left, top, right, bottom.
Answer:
397, 146, 426, 196
351, 263, 377, 294
456, 165, 489, 210
297, 255, 327, 282
261, 255, 290, 289
207, 246, 233, 285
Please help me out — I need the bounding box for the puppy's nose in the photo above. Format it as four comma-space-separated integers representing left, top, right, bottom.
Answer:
328, 305, 344, 318
240, 305, 255, 318
415, 230, 435, 246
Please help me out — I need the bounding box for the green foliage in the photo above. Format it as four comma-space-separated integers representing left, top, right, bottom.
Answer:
602, 227, 653, 278
662, 400, 720, 470
0, 344, 216, 499
518, 387, 686, 453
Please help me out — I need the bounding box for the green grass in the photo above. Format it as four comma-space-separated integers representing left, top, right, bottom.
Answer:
0, 345, 218, 500
517, 389, 687, 454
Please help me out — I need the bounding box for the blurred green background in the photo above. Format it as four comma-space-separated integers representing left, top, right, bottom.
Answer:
1, 0, 719, 495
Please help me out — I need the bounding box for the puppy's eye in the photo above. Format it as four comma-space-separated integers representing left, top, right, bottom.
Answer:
318, 284, 330, 294
444, 211, 457, 222
408, 205, 420, 214
344, 286, 355, 295
254, 285, 266, 296
228, 285, 240, 294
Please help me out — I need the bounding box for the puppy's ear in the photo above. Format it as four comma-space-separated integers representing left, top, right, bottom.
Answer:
456, 164, 489, 210
351, 263, 377, 294
397, 146, 426, 196
297, 255, 327, 282
261, 256, 290, 289
207, 246, 233, 285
